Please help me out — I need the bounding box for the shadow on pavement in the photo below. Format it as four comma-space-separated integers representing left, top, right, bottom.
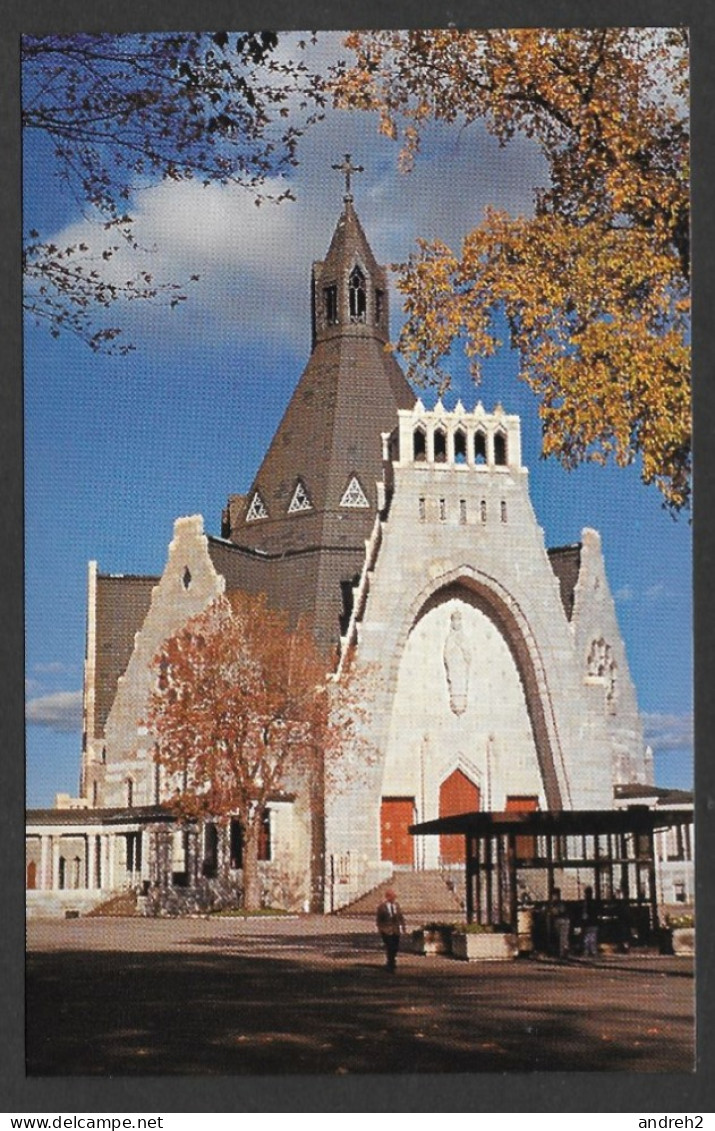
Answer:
26, 945, 695, 1076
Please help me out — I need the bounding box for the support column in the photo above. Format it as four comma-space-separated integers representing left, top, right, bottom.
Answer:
86, 833, 95, 890
647, 828, 659, 932
465, 834, 474, 923
140, 829, 150, 883
105, 833, 115, 890
40, 835, 50, 891
51, 835, 60, 891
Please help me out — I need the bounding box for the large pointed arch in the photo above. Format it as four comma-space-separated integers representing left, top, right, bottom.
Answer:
386, 567, 572, 810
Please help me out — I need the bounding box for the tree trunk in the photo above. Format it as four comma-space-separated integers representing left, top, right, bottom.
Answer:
242, 821, 261, 912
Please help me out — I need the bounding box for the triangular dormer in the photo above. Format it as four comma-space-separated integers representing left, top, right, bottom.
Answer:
222, 172, 415, 649
340, 475, 369, 509
246, 491, 268, 521
287, 480, 313, 513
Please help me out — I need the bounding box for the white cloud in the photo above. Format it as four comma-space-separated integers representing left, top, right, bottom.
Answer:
26, 690, 82, 733
35, 60, 547, 357
642, 711, 693, 752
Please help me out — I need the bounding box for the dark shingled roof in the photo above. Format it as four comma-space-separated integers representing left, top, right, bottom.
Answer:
220, 198, 415, 653
547, 543, 582, 620
93, 574, 158, 736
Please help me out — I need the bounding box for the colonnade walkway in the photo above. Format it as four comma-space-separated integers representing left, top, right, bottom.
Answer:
26, 914, 694, 1076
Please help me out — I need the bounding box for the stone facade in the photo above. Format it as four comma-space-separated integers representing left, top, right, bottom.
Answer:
324, 400, 651, 906
27, 191, 661, 916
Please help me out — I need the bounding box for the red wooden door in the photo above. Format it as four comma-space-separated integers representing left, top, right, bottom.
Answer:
380, 798, 415, 865
506, 795, 539, 859
439, 769, 480, 864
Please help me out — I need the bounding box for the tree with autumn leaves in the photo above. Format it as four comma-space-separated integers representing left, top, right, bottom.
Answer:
22, 32, 324, 353
332, 28, 690, 510
24, 29, 690, 508
146, 591, 361, 912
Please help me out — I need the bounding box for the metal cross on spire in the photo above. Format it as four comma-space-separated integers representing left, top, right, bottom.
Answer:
332, 153, 364, 200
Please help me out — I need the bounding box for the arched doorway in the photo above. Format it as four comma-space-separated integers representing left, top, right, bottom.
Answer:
439, 769, 480, 864
26, 860, 37, 890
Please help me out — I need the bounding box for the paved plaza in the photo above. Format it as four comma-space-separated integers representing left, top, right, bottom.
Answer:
26, 915, 695, 1076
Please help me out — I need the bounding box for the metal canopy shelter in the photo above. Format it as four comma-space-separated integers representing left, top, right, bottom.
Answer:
410, 808, 692, 936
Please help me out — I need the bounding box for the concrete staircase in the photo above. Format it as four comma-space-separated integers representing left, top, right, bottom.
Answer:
86, 889, 139, 917
338, 869, 466, 918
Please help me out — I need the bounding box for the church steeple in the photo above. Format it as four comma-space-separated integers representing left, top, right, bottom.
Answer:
311, 162, 390, 349
220, 164, 414, 651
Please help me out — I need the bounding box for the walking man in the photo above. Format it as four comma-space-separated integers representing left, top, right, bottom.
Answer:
376, 888, 406, 971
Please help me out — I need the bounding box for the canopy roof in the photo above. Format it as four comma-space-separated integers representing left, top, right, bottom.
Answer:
410, 807, 692, 838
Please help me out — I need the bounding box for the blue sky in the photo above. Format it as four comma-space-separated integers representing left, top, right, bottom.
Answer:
23, 31, 693, 807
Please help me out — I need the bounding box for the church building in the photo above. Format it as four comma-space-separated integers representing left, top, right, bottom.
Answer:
27, 166, 669, 918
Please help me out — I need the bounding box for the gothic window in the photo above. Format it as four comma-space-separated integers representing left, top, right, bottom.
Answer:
324, 284, 338, 324
246, 491, 268, 522
349, 266, 366, 321
439, 498, 447, 521
202, 823, 218, 878
375, 288, 384, 325
229, 819, 243, 869
340, 476, 369, 508
480, 499, 487, 523
459, 499, 467, 524
434, 426, 447, 463
474, 430, 487, 463
501, 500, 507, 523
454, 427, 467, 463
413, 426, 426, 462
126, 778, 134, 808
172, 829, 188, 887
288, 480, 313, 513
494, 430, 508, 465
58, 856, 66, 890
182, 566, 192, 590
418, 496, 426, 521
229, 812, 271, 866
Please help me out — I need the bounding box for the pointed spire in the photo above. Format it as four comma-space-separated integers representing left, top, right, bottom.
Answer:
311, 177, 390, 349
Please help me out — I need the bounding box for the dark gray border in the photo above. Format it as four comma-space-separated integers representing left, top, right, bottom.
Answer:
5, 0, 713, 1113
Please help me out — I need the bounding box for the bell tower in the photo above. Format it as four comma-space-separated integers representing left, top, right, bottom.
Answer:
311, 155, 390, 349
221, 159, 415, 652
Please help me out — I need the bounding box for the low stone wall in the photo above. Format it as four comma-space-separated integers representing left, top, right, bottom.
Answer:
26, 890, 114, 919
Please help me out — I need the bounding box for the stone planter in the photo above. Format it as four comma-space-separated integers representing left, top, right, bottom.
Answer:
671, 927, 695, 956
660, 924, 695, 955
412, 926, 453, 956
452, 931, 518, 961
